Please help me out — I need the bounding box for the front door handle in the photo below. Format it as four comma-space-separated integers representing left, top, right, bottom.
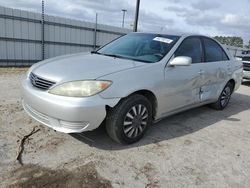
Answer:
198, 70, 205, 74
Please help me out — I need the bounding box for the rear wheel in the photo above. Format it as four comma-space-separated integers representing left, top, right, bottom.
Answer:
106, 94, 152, 144
210, 82, 233, 110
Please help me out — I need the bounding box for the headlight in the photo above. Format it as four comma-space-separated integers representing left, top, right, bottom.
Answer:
49, 80, 112, 97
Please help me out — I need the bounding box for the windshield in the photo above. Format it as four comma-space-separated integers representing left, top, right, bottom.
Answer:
97, 33, 180, 63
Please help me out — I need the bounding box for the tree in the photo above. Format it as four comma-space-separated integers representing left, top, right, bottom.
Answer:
214, 36, 243, 48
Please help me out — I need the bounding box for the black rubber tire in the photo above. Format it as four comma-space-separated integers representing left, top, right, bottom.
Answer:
210, 82, 233, 110
106, 94, 153, 144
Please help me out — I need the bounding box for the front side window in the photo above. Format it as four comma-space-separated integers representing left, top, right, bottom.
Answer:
98, 33, 180, 63
203, 38, 229, 62
175, 37, 202, 64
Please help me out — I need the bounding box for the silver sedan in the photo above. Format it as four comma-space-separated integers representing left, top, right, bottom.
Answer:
22, 32, 243, 144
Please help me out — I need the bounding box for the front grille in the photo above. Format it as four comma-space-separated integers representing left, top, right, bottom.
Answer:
29, 72, 56, 90
243, 63, 250, 71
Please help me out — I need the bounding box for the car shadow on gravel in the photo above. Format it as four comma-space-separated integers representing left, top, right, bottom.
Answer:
70, 92, 250, 150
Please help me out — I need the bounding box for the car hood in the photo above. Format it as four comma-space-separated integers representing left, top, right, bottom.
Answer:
31, 52, 139, 82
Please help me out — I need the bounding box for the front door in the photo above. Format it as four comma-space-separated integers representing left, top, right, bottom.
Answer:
162, 37, 204, 114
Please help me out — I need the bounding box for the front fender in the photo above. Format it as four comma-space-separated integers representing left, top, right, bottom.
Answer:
98, 63, 164, 99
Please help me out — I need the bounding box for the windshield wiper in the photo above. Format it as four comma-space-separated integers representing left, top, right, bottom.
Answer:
101, 53, 123, 58
127, 58, 153, 63
92, 52, 153, 63
91, 51, 120, 58
104, 53, 154, 63
91, 51, 101, 54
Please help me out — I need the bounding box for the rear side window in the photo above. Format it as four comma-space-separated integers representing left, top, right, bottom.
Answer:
175, 37, 202, 64
203, 38, 229, 62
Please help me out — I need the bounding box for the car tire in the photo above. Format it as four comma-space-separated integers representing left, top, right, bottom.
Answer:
210, 82, 233, 110
106, 94, 153, 144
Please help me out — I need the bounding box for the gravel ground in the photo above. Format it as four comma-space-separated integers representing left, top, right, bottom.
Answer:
0, 68, 250, 188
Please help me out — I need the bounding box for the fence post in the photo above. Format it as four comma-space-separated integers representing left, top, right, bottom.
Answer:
41, 0, 45, 60
234, 49, 237, 57
93, 13, 98, 50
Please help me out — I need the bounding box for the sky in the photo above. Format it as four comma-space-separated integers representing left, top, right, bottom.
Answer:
0, 0, 250, 44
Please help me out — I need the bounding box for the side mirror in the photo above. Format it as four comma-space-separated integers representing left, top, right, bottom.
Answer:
169, 56, 192, 66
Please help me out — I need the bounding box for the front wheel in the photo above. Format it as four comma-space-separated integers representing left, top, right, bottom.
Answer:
210, 82, 233, 110
106, 94, 153, 144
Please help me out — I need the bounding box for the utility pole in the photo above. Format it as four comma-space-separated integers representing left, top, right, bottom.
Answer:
133, 0, 140, 32
121, 9, 127, 28
41, 0, 45, 60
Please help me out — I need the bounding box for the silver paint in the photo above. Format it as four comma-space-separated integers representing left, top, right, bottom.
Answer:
21, 33, 243, 133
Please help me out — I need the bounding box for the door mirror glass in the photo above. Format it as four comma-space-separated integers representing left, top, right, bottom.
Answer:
169, 56, 192, 66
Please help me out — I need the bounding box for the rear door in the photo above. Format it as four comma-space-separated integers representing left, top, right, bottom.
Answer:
199, 37, 230, 102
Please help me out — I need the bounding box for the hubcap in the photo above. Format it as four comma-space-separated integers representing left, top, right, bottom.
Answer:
123, 104, 148, 138
220, 86, 231, 107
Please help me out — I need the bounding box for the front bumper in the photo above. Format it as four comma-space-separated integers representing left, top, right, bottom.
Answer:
21, 78, 120, 133
243, 70, 250, 80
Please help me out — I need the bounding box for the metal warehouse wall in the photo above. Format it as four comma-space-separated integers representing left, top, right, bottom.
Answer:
0, 6, 130, 66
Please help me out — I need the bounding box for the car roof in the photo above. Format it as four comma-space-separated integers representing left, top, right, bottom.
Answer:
133, 31, 208, 38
